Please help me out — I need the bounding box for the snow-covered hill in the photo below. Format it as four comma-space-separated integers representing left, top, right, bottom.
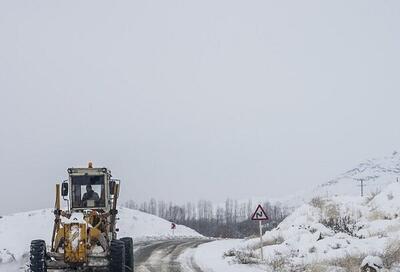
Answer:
0, 207, 201, 268
236, 152, 400, 214
313, 151, 400, 198
263, 151, 400, 209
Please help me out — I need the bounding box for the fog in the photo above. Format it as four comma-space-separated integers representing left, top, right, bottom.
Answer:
1, 1, 400, 214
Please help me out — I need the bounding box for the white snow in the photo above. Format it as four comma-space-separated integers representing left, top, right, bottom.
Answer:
187, 239, 267, 272
117, 207, 202, 239
361, 256, 384, 270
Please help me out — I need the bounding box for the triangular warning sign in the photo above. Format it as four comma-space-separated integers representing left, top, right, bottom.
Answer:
251, 204, 269, 221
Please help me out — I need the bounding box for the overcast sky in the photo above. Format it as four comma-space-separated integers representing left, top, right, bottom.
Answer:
1, 1, 400, 214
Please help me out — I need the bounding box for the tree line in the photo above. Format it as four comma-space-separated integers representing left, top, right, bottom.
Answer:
123, 198, 291, 238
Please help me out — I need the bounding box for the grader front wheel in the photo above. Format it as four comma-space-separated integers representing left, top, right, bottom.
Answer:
121, 237, 134, 271
110, 240, 126, 272
30, 240, 47, 272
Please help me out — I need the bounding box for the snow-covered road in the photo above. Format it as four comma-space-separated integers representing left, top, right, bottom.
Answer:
134, 239, 212, 272
0, 239, 211, 272
0, 239, 213, 272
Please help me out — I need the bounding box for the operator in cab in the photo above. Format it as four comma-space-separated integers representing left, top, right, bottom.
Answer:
82, 185, 100, 207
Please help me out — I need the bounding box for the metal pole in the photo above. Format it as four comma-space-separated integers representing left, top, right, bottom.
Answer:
259, 220, 264, 260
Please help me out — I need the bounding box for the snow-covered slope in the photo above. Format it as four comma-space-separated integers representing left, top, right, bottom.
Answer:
117, 207, 201, 239
0, 207, 201, 266
235, 152, 400, 214
313, 151, 400, 198
259, 151, 400, 209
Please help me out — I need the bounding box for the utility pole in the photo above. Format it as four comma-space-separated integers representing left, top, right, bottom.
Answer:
358, 179, 364, 197
355, 178, 365, 197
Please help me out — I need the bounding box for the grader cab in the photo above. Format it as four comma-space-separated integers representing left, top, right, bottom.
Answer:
29, 163, 134, 272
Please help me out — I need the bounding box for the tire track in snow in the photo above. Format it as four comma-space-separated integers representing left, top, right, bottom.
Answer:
134, 239, 212, 272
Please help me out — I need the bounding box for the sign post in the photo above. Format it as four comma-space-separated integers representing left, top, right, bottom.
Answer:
251, 204, 269, 261
258, 221, 263, 260
171, 222, 176, 236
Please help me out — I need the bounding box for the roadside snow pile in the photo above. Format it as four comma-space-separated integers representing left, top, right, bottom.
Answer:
118, 207, 202, 239
361, 256, 384, 271
0, 207, 201, 266
0, 209, 51, 265
187, 239, 268, 272
211, 182, 400, 271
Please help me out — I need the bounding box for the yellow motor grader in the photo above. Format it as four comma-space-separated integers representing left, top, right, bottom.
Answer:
29, 163, 134, 271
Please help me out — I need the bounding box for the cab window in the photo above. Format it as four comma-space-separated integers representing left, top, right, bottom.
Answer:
71, 175, 106, 208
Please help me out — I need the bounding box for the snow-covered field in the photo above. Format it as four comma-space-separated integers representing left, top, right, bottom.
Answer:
0, 207, 201, 271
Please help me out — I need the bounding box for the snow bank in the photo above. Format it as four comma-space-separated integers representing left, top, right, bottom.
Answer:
0, 209, 52, 264
361, 256, 384, 270
182, 239, 268, 272
118, 207, 202, 239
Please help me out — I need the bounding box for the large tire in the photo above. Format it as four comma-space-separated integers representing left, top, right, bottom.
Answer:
30, 240, 47, 272
110, 240, 125, 272
120, 237, 134, 271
